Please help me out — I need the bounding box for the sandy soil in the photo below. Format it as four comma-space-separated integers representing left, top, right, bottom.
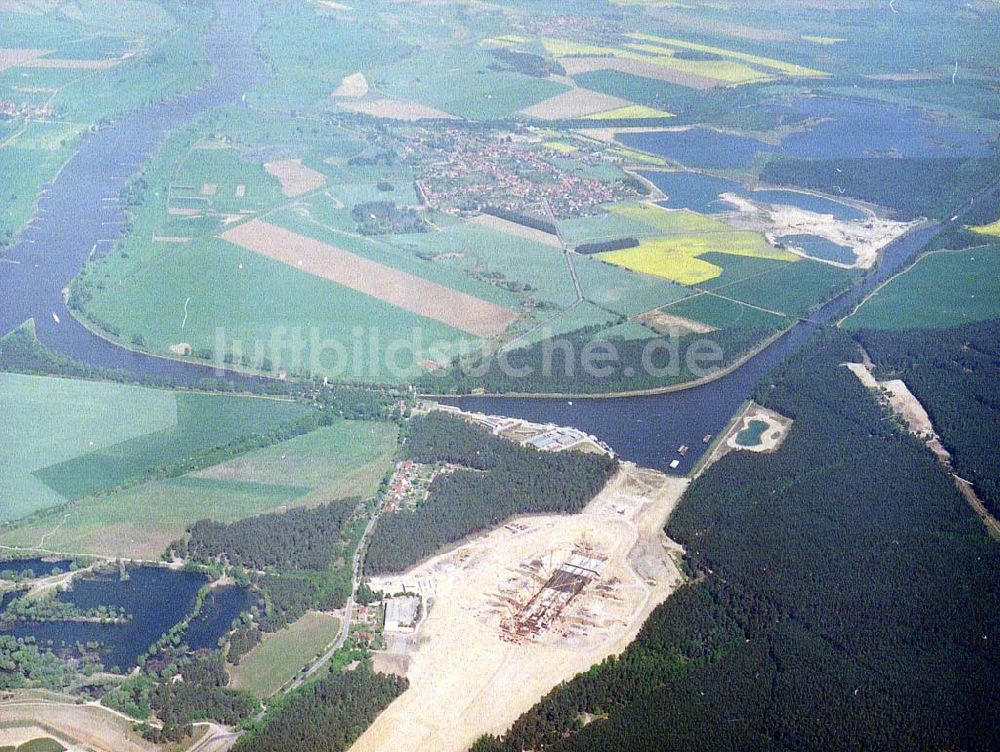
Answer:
471, 213, 562, 248
339, 98, 457, 121
719, 193, 918, 269
520, 88, 631, 120
725, 406, 790, 453
350, 465, 688, 752
0, 48, 49, 72
559, 56, 718, 89
0, 725, 54, 747
332, 72, 369, 98
844, 362, 950, 461
263, 159, 327, 198
637, 308, 716, 334
221, 219, 518, 337
200, 183, 218, 197
0, 701, 155, 752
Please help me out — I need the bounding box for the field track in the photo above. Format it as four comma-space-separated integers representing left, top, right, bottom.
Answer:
221, 219, 518, 337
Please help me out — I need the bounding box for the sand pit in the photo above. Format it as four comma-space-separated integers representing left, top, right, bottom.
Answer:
350, 465, 688, 752
264, 159, 327, 198
520, 87, 632, 120
559, 56, 718, 89
221, 219, 518, 337
0, 48, 48, 72
472, 213, 562, 248
725, 405, 790, 453
200, 182, 219, 197
844, 362, 950, 461
333, 71, 369, 98
637, 308, 715, 334
0, 700, 154, 752
0, 725, 56, 747
698, 401, 792, 475
339, 98, 458, 121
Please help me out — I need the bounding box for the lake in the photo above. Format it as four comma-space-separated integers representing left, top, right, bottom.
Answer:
181, 585, 255, 651
780, 234, 856, 264
620, 96, 992, 170
645, 170, 867, 220
0, 557, 75, 578
0, 566, 240, 671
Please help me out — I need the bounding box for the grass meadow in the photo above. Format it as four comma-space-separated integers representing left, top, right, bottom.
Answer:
229, 611, 343, 698
1, 420, 398, 558
845, 245, 1000, 330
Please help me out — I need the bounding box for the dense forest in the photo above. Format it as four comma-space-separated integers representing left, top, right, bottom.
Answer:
857, 318, 1000, 516
105, 654, 258, 743
471, 331, 1000, 752
233, 661, 407, 752
417, 323, 783, 395
179, 500, 360, 572
760, 156, 999, 221
366, 412, 617, 574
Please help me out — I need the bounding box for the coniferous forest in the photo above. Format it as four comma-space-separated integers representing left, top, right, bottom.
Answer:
365, 412, 618, 574
857, 319, 1000, 517
471, 331, 1000, 752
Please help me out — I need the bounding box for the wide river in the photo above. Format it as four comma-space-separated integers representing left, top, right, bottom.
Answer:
0, 1, 945, 473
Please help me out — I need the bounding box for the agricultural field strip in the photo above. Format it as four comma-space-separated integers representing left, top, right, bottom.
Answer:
220, 218, 517, 337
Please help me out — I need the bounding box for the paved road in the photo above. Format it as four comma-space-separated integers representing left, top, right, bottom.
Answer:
287, 496, 386, 692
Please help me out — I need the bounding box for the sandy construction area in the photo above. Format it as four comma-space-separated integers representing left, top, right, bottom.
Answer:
264, 159, 327, 198
332, 71, 369, 97
350, 465, 688, 752
560, 56, 718, 89
520, 87, 631, 120
719, 193, 916, 269
0, 700, 154, 752
844, 362, 950, 462
339, 98, 457, 121
472, 213, 562, 248
221, 219, 517, 337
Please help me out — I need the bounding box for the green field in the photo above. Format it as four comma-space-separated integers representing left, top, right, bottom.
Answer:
845, 246, 1000, 330
715, 258, 856, 317
0, 373, 178, 523
35, 392, 313, 500
0, 373, 312, 524
376, 44, 569, 120
0, 738, 66, 752
79, 236, 474, 382
229, 611, 342, 698
663, 293, 789, 331
1, 420, 398, 558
